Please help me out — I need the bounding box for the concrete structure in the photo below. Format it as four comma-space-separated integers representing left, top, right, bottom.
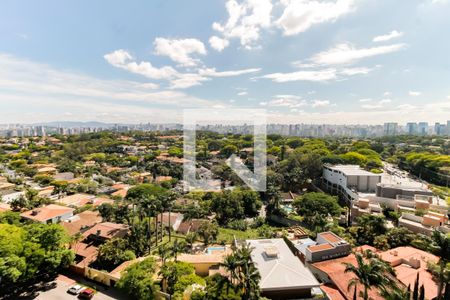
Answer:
379, 247, 441, 300
376, 183, 433, 199
305, 232, 351, 263
247, 238, 320, 299
20, 204, 74, 224
323, 165, 381, 203
399, 212, 449, 236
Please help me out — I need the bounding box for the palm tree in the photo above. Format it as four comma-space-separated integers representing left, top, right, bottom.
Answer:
185, 232, 197, 254
157, 244, 171, 265
233, 244, 261, 300
221, 254, 239, 285
171, 239, 187, 262
430, 230, 450, 300
343, 251, 395, 300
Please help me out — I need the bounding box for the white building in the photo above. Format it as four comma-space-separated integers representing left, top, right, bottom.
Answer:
247, 238, 320, 299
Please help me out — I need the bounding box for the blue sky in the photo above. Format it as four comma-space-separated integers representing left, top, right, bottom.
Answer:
1, 0, 450, 124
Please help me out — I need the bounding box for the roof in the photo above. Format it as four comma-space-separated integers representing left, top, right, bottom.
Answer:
177, 219, 205, 234
20, 204, 74, 222
379, 247, 440, 300
321, 284, 346, 300
0, 202, 11, 212
308, 243, 334, 252
326, 164, 380, 177
319, 232, 342, 243
57, 193, 94, 207
311, 252, 384, 300
83, 222, 129, 240
62, 211, 102, 236
91, 197, 115, 206
247, 238, 319, 291
0, 182, 15, 190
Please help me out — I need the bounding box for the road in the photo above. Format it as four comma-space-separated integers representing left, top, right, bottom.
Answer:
3, 274, 127, 300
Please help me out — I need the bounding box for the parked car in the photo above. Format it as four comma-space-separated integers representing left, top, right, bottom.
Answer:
78, 288, 95, 299
67, 285, 84, 295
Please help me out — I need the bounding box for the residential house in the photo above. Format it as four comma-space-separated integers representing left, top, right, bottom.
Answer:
247, 238, 320, 299
20, 204, 74, 224
57, 193, 95, 207
62, 211, 102, 236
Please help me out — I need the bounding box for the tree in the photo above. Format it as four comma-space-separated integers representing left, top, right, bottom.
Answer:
159, 261, 195, 294
0, 223, 74, 290
96, 238, 136, 271
116, 257, 159, 300
293, 192, 341, 229
223, 244, 261, 300
351, 214, 387, 246
430, 231, 450, 300
344, 251, 395, 300
173, 273, 205, 299
185, 232, 197, 253
198, 221, 219, 246
220, 144, 238, 158
171, 239, 187, 262
98, 203, 115, 222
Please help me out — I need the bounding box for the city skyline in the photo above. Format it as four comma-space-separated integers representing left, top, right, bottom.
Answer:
1, 0, 450, 124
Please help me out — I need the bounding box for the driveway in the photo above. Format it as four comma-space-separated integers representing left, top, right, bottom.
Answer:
3, 274, 127, 300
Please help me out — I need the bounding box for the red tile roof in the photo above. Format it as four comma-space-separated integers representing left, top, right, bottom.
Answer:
20, 204, 74, 222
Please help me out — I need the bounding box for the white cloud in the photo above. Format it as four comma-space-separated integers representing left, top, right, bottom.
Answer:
311, 100, 330, 108
380, 98, 391, 104
397, 104, 417, 110
0, 53, 220, 123
209, 36, 230, 52
104, 49, 178, 80
211, 0, 273, 49
359, 98, 372, 102
199, 67, 261, 77
373, 30, 404, 42
276, 0, 356, 36
261, 68, 337, 82
383, 91, 392, 96
237, 91, 248, 96
105, 49, 260, 89
311, 43, 407, 65
409, 91, 422, 96
153, 38, 206, 67
260, 95, 306, 108
339, 67, 373, 75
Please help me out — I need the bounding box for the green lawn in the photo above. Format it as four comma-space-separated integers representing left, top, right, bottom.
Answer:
216, 228, 261, 244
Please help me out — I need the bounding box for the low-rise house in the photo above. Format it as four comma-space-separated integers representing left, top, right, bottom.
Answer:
82, 222, 129, 244
1, 191, 25, 203
20, 204, 74, 224
62, 211, 102, 236
56, 193, 95, 207
177, 219, 205, 235
304, 232, 351, 263
398, 206, 449, 236
310, 250, 384, 300
0, 182, 15, 195
247, 238, 320, 299
378, 247, 441, 300
53, 172, 75, 181
157, 212, 184, 231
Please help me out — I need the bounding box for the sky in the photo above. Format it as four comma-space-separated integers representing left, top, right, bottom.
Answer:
1, 0, 450, 125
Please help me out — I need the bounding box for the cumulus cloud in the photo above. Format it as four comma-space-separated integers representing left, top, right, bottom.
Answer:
311, 43, 407, 65
209, 36, 230, 51
153, 38, 206, 67
211, 0, 273, 49
373, 30, 403, 42
104, 49, 178, 80
105, 49, 260, 89
276, 0, 356, 36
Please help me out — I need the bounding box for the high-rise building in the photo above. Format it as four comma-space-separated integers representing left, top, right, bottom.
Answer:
447, 120, 450, 136
417, 122, 428, 135
406, 122, 418, 135
383, 122, 398, 136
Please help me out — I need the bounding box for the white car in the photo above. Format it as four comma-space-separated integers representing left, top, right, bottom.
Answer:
67, 284, 84, 295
